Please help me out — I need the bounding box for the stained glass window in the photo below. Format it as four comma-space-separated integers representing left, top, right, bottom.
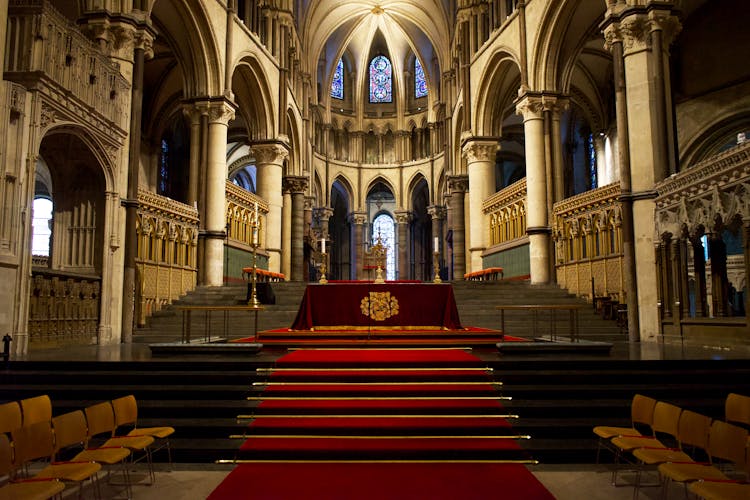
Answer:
369, 55, 392, 103
587, 133, 597, 190
372, 213, 396, 280
158, 139, 169, 195
32, 197, 53, 256
331, 58, 343, 100
415, 58, 427, 98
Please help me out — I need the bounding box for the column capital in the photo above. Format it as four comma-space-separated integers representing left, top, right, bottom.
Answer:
282, 175, 308, 194
461, 137, 499, 163
252, 138, 290, 165
515, 93, 566, 121
304, 196, 316, 211
447, 174, 469, 193
314, 206, 334, 222
349, 211, 368, 225
184, 97, 237, 125
394, 210, 412, 225
427, 205, 447, 220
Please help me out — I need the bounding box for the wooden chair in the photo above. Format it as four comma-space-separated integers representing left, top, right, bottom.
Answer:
631, 409, 712, 498
20, 395, 52, 426
610, 401, 683, 485
0, 401, 22, 435
10, 421, 101, 498
593, 394, 658, 463
659, 420, 749, 498
0, 433, 65, 500
52, 410, 133, 498
84, 402, 155, 483
725, 393, 750, 430
112, 395, 174, 469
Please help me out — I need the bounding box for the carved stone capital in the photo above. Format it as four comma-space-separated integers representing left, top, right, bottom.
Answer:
283, 175, 308, 194
186, 97, 237, 125
648, 11, 682, 51
620, 15, 652, 54
350, 211, 368, 225
427, 205, 447, 220
394, 210, 412, 225
515, 95, 545, 121
461, 138, 499, 163
252, 139, 290, 165
314, 206, 334, 224
447, 175, 469, 194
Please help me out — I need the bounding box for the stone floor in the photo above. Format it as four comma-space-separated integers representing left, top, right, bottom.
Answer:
58, 462, 678, 499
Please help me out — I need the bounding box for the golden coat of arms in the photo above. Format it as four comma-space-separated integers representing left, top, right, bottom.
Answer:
360, 292, 399, 321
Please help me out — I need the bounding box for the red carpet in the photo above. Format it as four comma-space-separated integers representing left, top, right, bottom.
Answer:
208, 462, 555, 500
210, 348, 552, 499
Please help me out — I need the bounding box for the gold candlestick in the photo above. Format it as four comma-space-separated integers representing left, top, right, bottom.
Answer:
319, 251, 328, 284
248, 218, 260, 307
433, 250, 442, 283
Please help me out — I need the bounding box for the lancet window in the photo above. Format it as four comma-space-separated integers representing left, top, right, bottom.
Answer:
369, 55, 392, 103
415, 58, 427, 98
331, 58, 343, 100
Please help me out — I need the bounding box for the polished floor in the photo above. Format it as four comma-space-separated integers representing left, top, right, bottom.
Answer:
65, 462, 676, 499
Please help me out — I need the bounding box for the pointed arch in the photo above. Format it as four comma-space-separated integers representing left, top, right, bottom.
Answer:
231, 55, 276, 140
473, 50, 523, 136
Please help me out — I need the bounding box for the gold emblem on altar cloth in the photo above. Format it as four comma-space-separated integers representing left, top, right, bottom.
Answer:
360, 292, 399, 321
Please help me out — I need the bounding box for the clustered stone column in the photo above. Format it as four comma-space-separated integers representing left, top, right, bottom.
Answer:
462, 138, 497, 272
428, 205, 446, 276
447, 175, 468, 280
252, 140, 289, 273
350, 212, 367, 280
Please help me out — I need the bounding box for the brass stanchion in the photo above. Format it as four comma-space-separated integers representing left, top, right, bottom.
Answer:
433, 251, 442, 283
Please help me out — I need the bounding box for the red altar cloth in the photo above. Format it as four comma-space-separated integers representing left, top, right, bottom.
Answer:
290, 283, 463, 330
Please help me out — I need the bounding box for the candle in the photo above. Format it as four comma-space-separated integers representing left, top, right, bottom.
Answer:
321, 237, 326, 254
252, 226, 258, 245
254, 201, 258, 221
434, 236, 439, 251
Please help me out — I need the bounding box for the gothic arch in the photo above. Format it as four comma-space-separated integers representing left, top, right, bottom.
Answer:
474, 50, 522, 136
149, 0, 222, 97
330, 174, 356, 210
365, 176, 398, 208
405, 172, 430, 211
679, 110, 750, 167
231, 56, 276, 140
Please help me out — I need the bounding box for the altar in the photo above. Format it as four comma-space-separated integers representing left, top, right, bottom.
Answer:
290, 282, 463, 331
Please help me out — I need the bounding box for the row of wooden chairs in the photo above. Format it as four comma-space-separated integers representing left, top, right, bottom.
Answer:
0, 394, 174, 499
593, 393, 750, 499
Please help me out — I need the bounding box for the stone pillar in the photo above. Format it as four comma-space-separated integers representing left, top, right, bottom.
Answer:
447, 175, 468, 280
252, 140, 290, 273
516, 95, 551, 284
351, 212, 367, 280
184, 106, 202, 208
304, 196, 315, 281
462, 138, 497, 272
603, 5, 681, 340
202, 99, 236, 286
284, 175, 308, 281
281, 189, 292, 279
395, 211, 411, 280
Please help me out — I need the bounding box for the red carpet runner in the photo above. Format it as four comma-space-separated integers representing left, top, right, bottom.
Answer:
209, 348, 554, 500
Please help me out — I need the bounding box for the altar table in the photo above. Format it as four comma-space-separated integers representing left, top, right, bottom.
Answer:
290, 283, 463, 330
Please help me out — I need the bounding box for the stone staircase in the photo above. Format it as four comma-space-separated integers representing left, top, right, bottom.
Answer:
135, 280, 624, 344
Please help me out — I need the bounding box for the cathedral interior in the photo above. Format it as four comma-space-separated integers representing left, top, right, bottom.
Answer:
0, 0, 748, 355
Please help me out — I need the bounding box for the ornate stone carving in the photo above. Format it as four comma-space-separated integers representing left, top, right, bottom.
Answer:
283, 175, 308, 194
427, 205, 447, 220
515, 95, 545, 121
447, 175, 469, 193
461, 139, 498, 163
394, 210, 412, 225
40, 103, 56, 128
620, 15, 652, 54
252, 141, 290, 165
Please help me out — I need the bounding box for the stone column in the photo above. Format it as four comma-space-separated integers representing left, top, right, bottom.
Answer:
252, 140, 290, 273
304, 196, 315, 281
462, 138, 497, 272
281, 188, 292, 279
447, 175, 468, 280
202, 99, 236, 286
516, 94, 551, 284
708, 230, 728, 317
284, 176, 308, 281
351, 212, 367, 280
395, 211, 411, 280
617, 7, 680, 339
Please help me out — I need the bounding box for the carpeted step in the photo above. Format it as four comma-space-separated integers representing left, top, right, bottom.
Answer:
252, 382, 503, 398
251, 397, 510, 416
261, 368, 495, 383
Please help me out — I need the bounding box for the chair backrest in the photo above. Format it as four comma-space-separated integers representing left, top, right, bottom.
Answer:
651, 402, 682, 438
10, 420, 55, 466
84, 402, 116, 439
725, 393, 750, 429
707, 420, 749, 466
0, 433, 14, 476
676, 410, 712, 451
112, 395, 138, 428
0, 401, 22, 435
631, 394, 658, 428
52, 411, 89, 453
20, 395, 52, 426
